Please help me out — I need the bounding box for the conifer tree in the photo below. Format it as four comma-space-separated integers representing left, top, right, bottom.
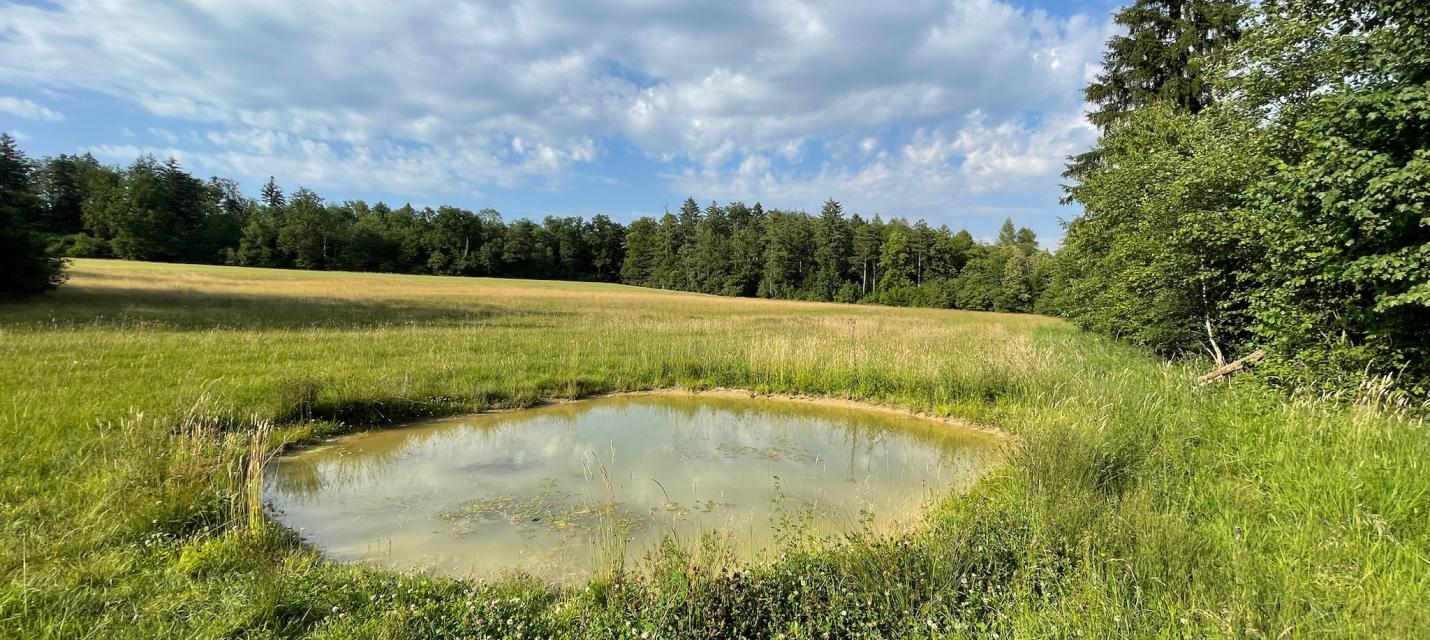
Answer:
1067, 0, 1247, 179
0, 133, 66, 296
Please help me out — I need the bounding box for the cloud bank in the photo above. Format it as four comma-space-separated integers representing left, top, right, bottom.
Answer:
0, 0, 1109, 225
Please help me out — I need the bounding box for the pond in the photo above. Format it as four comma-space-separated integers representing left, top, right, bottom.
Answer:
263, 393, 1001, 583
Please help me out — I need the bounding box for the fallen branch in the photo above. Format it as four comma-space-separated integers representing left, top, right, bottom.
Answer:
1197, 349, 1267, 385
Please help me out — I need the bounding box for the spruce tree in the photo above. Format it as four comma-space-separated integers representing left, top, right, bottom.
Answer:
1067, 0, 1247, 179
1084, 0, 1246, 130
811, 199, 850, 300
0, 134, 66, 296
260, 177, 286, 208
996, 218, 1018, 247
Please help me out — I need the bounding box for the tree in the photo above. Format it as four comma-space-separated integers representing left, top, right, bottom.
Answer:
759, 210, 812, 298
234, 198, 286, 267
1013, 227, 1038, 256
723, 202, 765, 296
1237, 0, 1430, 393
676, 198, 701, 239
1057, 0, 1260, 357
1083, 0, 1247, 130
426, 206, 486, 276
620, 217, 660, 285
584, 214, 626, 282
502, 219, 552, 278
543, 216, 589, 280
953, 246, 1002, 311
997, 252, 1033, 312
928, 228, 974, 279
911, 220, 937, 286
649, 213, 684, 289
1060, 104, 1267, 356
260, 177, 286, 208
33, 153, 100, 234
852, 214, 883, 295
277, 188, 345, 270
811, 199, 850, 300
81, 156, 167, 260
996, 218, 1018, 248
195, 177, 250, 263
687, 202, 732, 293
0, 133, 66, 296
159, 157, 217, 262
877, 223, 914, 292
1056, 0, 1430, 396
1068, 0, 1248, 179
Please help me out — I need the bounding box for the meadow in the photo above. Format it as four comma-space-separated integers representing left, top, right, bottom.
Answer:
1, 259, 1425, 638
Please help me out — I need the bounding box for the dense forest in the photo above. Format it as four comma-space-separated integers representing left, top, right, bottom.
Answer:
0, 135, 1053, 313
1050, 0, 1428, 399
1, 0, 1426, 399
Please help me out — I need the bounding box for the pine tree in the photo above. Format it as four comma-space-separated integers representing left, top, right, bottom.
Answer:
723, 202, 765, 296
688, 202, 731, 293
811, 199, 850, 300
1014, 227, 1038, 256
996, 218, 1018, 247
260, 177, 286, 208
1084, 0, 1246, 130
1067, 0, 1247, 180
35, 153, 99, 233
0, 133, 66, 296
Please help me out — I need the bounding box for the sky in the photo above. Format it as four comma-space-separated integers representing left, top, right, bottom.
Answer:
0, 0, 1121, 242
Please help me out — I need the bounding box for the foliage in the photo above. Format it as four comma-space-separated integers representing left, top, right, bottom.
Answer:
1068, 0, 1248, 179
1057, 104, 1268, 357
1238, 0, 1430, 396
0, 133, 67, 297
1060, 0, 1429, 396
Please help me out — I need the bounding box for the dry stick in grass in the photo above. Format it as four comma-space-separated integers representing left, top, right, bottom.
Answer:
1197, 350, 1267, 385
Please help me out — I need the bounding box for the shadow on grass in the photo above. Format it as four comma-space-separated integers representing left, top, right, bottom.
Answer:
1, 284, 567, 330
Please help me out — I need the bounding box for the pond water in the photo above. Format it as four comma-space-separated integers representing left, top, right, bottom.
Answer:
264, 394, 1000, 583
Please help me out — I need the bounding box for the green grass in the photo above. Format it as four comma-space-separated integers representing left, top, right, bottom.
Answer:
1, 259, 1425, 638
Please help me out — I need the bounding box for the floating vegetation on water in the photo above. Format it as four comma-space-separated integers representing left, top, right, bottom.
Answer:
715, 440, 820, 464
650, 498, 735, 519
438, 478, 648, 540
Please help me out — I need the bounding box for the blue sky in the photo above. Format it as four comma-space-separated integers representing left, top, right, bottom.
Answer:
1, 0, 1121, 243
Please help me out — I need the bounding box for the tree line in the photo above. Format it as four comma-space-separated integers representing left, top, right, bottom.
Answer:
1048, 0, 1428, 398
619, 199, 1049, 310
0, 134, 1051, 313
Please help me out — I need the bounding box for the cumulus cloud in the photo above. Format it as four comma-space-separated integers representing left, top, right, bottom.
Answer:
0, 96, 63, 121
0, 0, 1109, 221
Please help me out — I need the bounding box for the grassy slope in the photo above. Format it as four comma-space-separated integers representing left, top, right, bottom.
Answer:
0, 259, 1424, 638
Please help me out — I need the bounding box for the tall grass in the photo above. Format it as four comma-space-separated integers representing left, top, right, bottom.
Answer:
0, 259, 1424, 638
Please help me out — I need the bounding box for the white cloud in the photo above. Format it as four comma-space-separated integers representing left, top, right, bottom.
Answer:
147, 127, 179, 144
0, 96, 63, 121
0, 0, 1110, 222
673, 110, 1095, 219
